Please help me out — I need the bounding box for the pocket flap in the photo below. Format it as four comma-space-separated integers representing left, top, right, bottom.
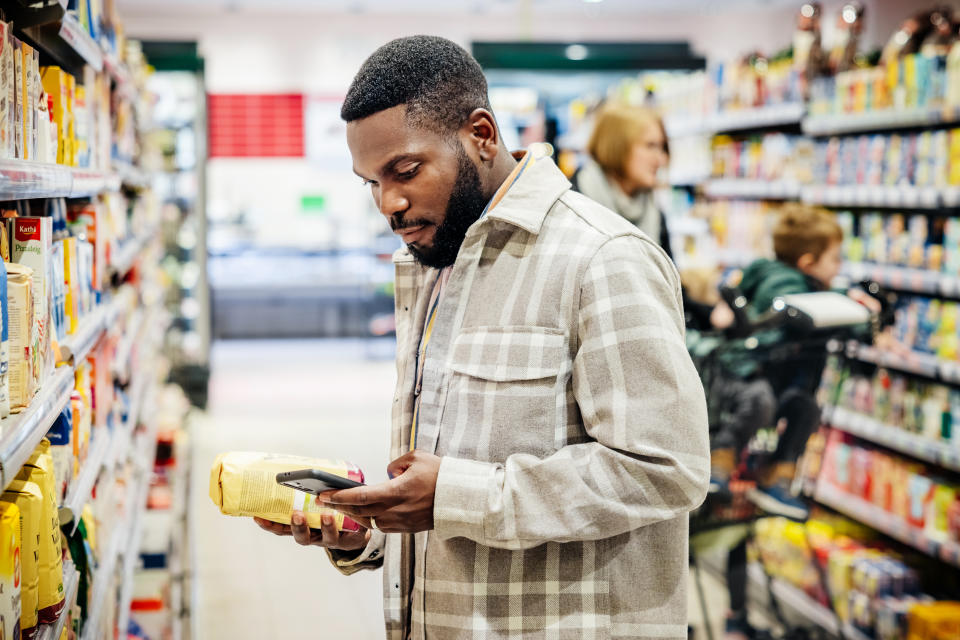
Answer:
449, 326, 566, 381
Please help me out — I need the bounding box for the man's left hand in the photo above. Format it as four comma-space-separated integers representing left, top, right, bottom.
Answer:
317, 450, 442, 534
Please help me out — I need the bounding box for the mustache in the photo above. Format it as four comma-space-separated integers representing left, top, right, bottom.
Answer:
390, 215, 431, 231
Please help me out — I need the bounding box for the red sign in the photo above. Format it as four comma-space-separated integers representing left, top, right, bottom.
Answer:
208, 93, 305, 158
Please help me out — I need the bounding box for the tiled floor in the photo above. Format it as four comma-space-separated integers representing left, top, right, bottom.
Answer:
191, 339, 742, 639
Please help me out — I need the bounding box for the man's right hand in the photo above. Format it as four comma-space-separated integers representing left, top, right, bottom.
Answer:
254, 512, 371, 551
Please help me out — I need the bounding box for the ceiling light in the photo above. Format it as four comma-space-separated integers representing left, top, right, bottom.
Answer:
800, 4, 815, 18
583, 0, 604, 3
841, 5, 857, 24
565, 44, 588, 61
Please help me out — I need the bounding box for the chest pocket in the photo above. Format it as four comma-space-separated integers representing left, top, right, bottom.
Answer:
443, 326, 568, 462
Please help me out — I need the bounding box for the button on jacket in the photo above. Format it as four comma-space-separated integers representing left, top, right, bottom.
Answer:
329, 154, 710, 640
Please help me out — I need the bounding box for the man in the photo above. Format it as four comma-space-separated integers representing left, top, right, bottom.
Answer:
256, 35, 709, 639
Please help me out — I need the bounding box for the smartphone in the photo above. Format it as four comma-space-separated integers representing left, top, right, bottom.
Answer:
275, 468, 365, 495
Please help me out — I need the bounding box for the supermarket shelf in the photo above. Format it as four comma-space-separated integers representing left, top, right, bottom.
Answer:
704, 179, 802, 200
107, 372, 149, 471
801, 184, 943, 209
665, 103, 805, 137
852, 343, 944, 379
59, 304, 108, 366
22, 12, 104, 74
114, 162, 152, 190
82, 475, 141, 640
38, 561, 79, 640
0, 160, 118, 200
104, 54, 138, 102
823, 405, 960, 472
110, 225, 160, 279
841, 262, 960, 298
814, 481, 960, 568
117, 459, 154, 636
0, 366, 74, 490
746, 564, 842, 637
59, 428, 111, 531
803, 107, 960, 136
709, 102, 806, 133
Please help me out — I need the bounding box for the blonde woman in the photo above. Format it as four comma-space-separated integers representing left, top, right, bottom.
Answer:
572, 103, 673, 257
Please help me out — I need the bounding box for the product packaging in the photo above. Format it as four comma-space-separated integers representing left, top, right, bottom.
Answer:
0, 22, 11, 159
11, 36, 21, 160
5, 262, 32, 411
46, 407, 72, 504
17, 440, 63, 624
209, 452, 364, 530
62, 237, 79, 335
18, 41, 32, 161
50, 241, 65, 342
0, 501, 19, 640
1, 479, 42, 638
0, 257, 8, 420
12, 217, 53, 390
40, 67, 68, 165
66, 203, 104, 294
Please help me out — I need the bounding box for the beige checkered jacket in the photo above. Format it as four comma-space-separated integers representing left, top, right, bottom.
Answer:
330, 156, 710, 639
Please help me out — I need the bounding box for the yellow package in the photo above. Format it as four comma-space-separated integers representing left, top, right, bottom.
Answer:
210, 452, 365, 531
0, 502, 20, 640
18, 440, 63, 624
1, 480, 41, 637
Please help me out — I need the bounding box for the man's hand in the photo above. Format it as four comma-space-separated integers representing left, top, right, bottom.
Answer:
254, 512, 371, 551
317, 450, 442, 534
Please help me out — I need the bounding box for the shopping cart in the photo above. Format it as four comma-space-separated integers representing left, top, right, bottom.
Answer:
688, 286, 890, 640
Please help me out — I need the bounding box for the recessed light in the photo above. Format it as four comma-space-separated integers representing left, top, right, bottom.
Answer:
565, 44, 588, 60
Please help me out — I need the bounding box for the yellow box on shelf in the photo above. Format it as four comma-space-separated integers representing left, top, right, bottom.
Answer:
40, 67, 70, 166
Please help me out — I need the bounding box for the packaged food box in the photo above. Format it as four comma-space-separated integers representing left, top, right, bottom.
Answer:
0, 501, 20, 640
1, 479, 42, 638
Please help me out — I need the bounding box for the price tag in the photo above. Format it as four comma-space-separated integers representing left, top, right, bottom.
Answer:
889, 267, 905, 289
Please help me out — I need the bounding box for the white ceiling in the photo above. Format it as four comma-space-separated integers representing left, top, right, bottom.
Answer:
118, 0, 802, 15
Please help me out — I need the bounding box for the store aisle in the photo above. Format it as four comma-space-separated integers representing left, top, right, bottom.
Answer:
192, 339, 395, 639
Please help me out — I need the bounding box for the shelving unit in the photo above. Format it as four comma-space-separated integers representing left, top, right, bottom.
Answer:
801, 184, 943, 209
703, 178, 802, 200
823, 405, 960, 472
840, 263, 954, 298
814, 481, 960, 568
665, 102, 805, 138
0, 160, 121, 200
803, 107, 960, 137
0, 366, 74, 490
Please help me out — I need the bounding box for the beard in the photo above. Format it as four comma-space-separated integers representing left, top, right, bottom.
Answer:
402, 143, 488, 269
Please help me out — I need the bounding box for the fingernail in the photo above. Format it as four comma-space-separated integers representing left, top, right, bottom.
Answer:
322, 515, 334, 526
292, 512, 304, 526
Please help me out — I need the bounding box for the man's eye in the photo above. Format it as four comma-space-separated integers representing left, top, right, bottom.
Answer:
361, 178, 376, 187
397, 166, 419, 180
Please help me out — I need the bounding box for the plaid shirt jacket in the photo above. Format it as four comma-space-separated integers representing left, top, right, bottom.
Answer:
329, 156, 710, 639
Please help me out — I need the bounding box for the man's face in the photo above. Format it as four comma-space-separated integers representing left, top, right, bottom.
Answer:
347, 105, 488, 269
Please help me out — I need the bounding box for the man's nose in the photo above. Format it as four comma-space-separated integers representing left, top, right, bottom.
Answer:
379, 185, 409, 218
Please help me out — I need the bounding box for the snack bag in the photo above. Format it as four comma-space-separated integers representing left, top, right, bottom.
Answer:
0, 501, 20, 640
1, 480, 42, 638
18, 439, 64, 623
209, 452, 364, 531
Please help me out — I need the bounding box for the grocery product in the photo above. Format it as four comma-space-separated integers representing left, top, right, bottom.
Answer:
17, 440, 63, 624
0, 501, 20, 640
210, 452, 364, 530
46, 407, 73, 504
2, 479, 42, 638
5, 262, 33, 411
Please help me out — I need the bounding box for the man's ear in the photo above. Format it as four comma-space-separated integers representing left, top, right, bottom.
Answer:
796, 252, 816, 273
463, 108, 500, 165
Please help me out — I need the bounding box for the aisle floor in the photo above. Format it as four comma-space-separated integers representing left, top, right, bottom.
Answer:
192, 339, 746, 640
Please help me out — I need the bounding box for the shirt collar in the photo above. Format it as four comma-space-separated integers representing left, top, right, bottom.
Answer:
481, 145, 572, 236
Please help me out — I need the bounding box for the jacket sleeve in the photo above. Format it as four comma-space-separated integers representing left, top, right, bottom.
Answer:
433, 235, 710, 550
325, 530, 386, 575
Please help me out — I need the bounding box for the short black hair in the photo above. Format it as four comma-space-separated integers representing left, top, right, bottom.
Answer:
341, 35, 491, 133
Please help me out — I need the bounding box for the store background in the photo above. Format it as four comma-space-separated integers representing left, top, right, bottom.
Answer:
78, 0, 960, 638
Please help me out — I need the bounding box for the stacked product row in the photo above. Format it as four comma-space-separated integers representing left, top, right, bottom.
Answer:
819, 357, 958, 450
836, 212, 960, 277
754, 514, 960, 640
